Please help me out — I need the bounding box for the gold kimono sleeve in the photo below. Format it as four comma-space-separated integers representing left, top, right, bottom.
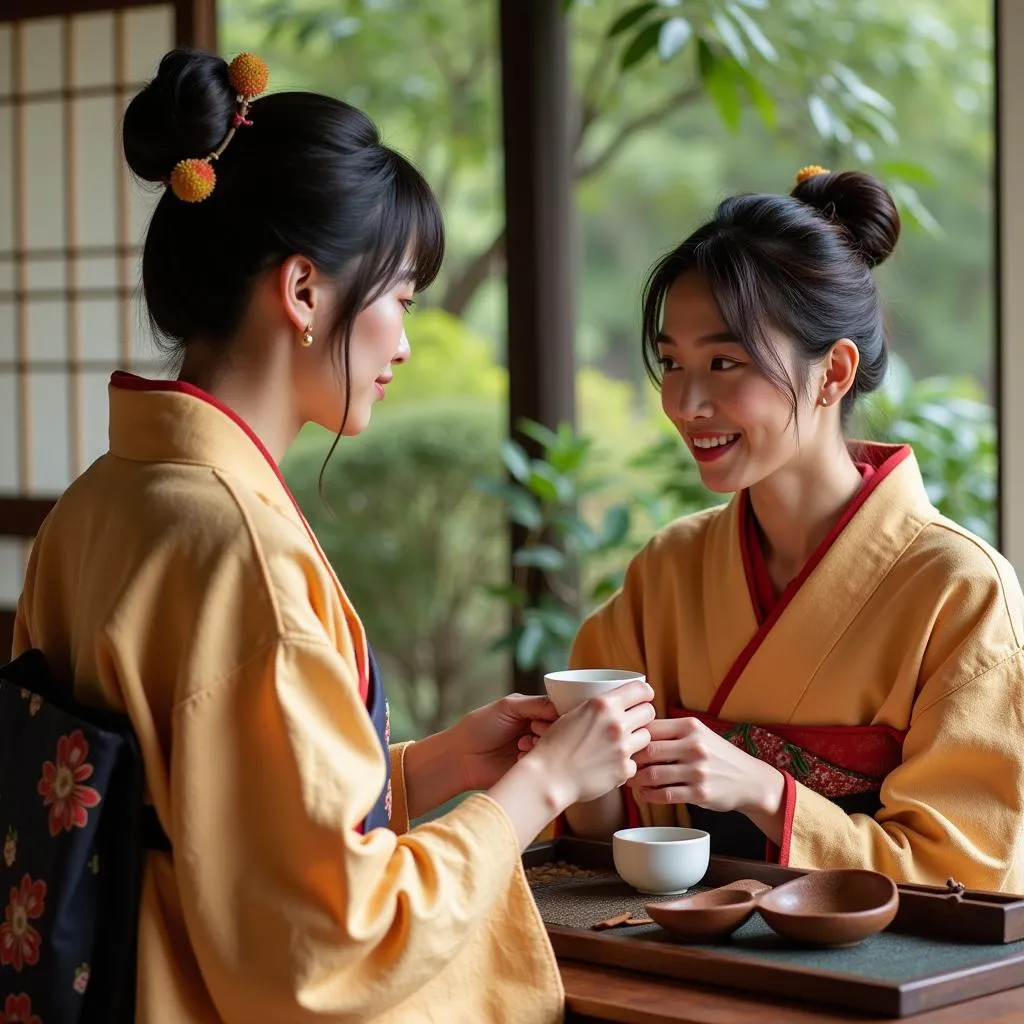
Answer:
787, 650, 1024, 892
171, 634, 542, 1020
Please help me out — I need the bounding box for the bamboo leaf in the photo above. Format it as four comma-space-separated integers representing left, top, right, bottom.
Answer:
699, 42, 743, 132
501, 439, 531, 483
727, 3, 777, 62
712, 10, 749, 67
621, 18, 666, 70
658, 17, 692, 61
608, 3, 658, 39
511, 545, 567, 571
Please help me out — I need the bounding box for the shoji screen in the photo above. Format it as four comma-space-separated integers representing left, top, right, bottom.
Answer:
0, 0, 215, 652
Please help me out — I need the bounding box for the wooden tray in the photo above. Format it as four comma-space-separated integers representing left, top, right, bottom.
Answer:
524, 838, 1024, 1017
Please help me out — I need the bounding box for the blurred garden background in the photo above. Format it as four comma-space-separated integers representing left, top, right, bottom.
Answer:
220, 0, 996, 741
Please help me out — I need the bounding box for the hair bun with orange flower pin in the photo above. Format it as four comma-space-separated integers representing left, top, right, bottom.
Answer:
167, 52, 270, 202
795, 164, 830, 184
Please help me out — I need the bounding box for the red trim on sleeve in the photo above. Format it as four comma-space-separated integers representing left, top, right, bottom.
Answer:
765, 769, 796, 866
711, 445, 910, 716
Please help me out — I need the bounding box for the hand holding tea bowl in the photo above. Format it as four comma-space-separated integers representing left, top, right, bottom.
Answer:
517, 669, 655, 760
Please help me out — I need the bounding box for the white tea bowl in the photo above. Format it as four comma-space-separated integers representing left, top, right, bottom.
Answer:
612, 826, 711, 895
543, 668, 646, 715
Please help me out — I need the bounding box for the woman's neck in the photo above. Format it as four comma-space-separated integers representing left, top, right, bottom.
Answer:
178, 339, 301, 464
748, 436, 864, 592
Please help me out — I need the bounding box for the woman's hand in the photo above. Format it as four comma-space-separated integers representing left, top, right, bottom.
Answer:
485, 679, 655, 850
526, 680, 656, 807
450, 694, 560, 792
631, 717, 786, 841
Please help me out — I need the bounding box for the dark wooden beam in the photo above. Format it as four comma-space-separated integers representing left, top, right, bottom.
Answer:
498, 0, 576, 693
2, 1, 217, 53
0, 611, 14, 660
1, 0, 167, 21
0, 497, 56, 537
176, 0, 216, 51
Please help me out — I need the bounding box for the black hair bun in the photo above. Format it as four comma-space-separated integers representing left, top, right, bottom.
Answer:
791, 169, 901, 268
123, 48, 234, 183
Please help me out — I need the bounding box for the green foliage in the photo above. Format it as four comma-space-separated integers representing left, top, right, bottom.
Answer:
478, 416, 715, 675
282, 399, 506, 738
386, 309, 506, 404
853, 356, 997, 542
476, 420, 642, 674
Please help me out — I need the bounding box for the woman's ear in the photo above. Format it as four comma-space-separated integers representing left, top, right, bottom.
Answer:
277, 255, 318, 335
819, 338, 860, 406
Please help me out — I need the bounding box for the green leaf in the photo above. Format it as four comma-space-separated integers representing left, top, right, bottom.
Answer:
526, 471, 560, 504
878, 161, 935, 187
489, 629, 520, 655
531, 460, 575, 503
511, 545, 567, 572
891, 183, 943, 237
516, 621, 546, 669
807, 94, 834, 138
501, 439, 531, 483
590, 572, 624, 603
602, 504, 631, 547
851, 106, 898, 146
621, 18, 666, 70
516, 418, 560, 451
528, 606, 579, 640
699, 42, 743, 133
726, 3, 777, 62
737, 64, 776, 129
658, 17, 692, 61
607, 2, 658, 39
711, 11, 748, 67
830, 63, 894, 116
508, 491, 544, 529
482, 583, 526, 607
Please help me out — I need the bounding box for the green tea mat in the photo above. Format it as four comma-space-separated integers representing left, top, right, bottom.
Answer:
528, 869, 1024, 982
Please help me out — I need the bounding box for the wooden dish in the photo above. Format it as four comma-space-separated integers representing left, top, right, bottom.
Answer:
757, 868, 899, 947
645, 879, 772, 941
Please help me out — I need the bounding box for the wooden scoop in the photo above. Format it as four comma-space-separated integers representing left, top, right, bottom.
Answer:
644, 879, 772, 941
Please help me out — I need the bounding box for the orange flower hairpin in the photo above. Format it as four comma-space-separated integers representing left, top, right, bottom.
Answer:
795, 164, 830, 184
169, 52, 270, 203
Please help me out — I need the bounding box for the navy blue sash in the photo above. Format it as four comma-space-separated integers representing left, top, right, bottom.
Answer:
362, 645, 393, 832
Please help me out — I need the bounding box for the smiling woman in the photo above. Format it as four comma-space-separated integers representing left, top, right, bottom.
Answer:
560, 166, 1024, 897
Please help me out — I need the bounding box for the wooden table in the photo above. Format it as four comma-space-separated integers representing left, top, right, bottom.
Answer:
561, 961, 1024, 1023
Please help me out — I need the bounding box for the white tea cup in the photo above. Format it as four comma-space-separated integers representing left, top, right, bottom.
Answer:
543, 668, 646, 715
612, 826, 711, 895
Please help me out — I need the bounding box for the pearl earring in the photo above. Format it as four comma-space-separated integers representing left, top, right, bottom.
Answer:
820, 395, 829, 407
301, 323, 314, 348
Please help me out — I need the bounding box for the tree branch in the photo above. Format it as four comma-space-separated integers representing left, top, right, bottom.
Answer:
440, 226, 507, 317
575, 84, 703, 180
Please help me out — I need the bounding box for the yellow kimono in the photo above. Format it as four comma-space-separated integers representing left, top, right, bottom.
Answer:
572, 443, 1024, 893
14, 374, 563, 1022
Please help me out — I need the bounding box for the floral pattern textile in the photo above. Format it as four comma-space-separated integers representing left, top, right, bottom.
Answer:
0, 649, 153, 1022
0, 876, 45, 971
0, 993, 42, 1024
37, 732, 102, 837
